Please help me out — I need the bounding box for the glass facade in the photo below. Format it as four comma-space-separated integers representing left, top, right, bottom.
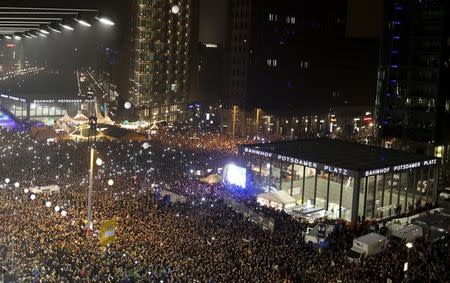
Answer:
243, 152, 439, 222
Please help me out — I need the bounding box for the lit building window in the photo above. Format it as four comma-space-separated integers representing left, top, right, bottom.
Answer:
300, 60, 309, 69
435, 145, 444, 158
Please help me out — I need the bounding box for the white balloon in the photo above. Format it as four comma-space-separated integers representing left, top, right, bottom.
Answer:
171, 5, 180, 14
5, 178, 10, 184
142, 142, 150, 150
108, 179, 114, 186
54, 206, 60, 212
96, 158, 103, 166
61, 210, 67, 217
45, 201, 52, 208
124, 101, 132, 109
30, 194, 36, 200
14, 182, 20, 188
24, 188, 29, 194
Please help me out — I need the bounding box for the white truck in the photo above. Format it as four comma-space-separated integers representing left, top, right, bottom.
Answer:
390, 224, 423, 244
347, 232, 388, 262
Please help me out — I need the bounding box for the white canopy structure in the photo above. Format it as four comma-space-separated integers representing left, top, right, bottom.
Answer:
200, 174, 223, 184
72, 113, 89, 124
29, 185, 60, 195
58, 114, 74, 124
257, 190, 296, 210
99, 115, 115, 125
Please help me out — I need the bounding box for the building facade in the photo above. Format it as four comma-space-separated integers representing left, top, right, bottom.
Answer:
226, 0, 378, 136
239, 139, 440, 222
129, 0, 193, 121
375, 0, 450, 185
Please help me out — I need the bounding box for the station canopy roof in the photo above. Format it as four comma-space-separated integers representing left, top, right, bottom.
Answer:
239, 138, 439, 177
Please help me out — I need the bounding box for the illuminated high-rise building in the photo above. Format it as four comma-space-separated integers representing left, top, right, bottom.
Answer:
130, 0, 193, 121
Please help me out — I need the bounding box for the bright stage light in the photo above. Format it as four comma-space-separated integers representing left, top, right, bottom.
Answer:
124, 101, 132, 109
96, 158, 103, 166
61, 210, 67, 217
48, 27, 62, 33
96, 16, 115, 26
75, 18, 92, 27
30, 194, 36, 200
54, 205, 60, 212
14, 182, 20, 188
225, 164, 246, 188
4, 178, 10, 184
45, 201, 52, 208
108, 179, 114, 186
59, 23, 74, 31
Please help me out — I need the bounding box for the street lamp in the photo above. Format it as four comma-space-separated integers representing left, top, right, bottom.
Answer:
86, 115, 97, 234
405, 242, 413, 278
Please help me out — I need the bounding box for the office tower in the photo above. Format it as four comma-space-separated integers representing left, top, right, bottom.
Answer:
225, 0, 378, 135
190, 42, 225, 104
375, 0, 450, 184
129, 0, 193, 121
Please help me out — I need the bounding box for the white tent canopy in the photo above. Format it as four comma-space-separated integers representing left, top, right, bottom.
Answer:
200, 174, 223, 184
257, 190, 296, 210
58, 114, 74, 124
29, 185, 60, 194
99, 115, 115, 125
73, 113, 89, 124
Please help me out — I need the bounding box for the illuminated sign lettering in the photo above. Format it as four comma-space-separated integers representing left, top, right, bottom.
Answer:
393, 162, 421, 171
423, 159, 437, 166
323, 165, 348, 175
244, 147, 273, 158
365, 167, 390, 177
242, 147, 439, 178
276, 154, 318, 168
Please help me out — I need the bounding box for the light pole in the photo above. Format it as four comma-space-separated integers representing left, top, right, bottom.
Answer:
86, 115, 97, 234
405, 242, 413, 279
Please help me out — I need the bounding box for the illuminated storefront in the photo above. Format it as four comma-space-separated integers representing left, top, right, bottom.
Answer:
0, 94, 94, 120
238, 139, 440, 222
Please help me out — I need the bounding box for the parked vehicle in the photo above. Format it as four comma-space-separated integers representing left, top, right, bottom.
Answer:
439, 187, 450, 200
347, 232, 388, 262
390, 224, 423, 245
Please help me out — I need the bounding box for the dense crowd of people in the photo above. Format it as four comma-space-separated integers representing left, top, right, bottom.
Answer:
0, 127, 449, 282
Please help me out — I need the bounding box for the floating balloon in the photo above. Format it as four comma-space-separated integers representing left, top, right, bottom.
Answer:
171, 5, 180, 14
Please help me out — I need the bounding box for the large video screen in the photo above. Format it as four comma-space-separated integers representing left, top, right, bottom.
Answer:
225, 164, 247, 188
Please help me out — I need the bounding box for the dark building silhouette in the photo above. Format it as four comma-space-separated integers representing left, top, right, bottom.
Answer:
190, 43, 225, 104
375, 0, 450, 184
226, 0, 379, 115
